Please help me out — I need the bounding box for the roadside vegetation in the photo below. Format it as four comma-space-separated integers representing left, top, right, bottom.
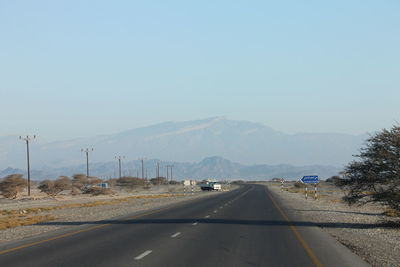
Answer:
0, 172, 190, 231
38, 176, 71, 197
274, 125, 400, 218
0, 172, 186, 200
0, 174, 27, 199
334, 125, 400, 214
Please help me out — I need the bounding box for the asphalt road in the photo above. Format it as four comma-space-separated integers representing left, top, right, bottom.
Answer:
0, 184, 368, 267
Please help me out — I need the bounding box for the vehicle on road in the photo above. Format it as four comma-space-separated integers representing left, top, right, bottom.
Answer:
199, 181, 221, 191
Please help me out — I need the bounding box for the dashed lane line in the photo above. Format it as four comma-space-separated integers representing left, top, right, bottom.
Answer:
135, 250, 152, 260
192, 222, 198, 226
171, 232, 181, 238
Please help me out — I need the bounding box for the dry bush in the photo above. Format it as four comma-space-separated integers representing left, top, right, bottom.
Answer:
71, 174, 102, 194
71, 174, 87, 192
150, 177, 167, 185
83, 187, 112, 196
294, 181, 306, 188
287, 188, 303, 194
38, 176, 71, 197
326, 176, 341, 183
116, 177, 146, 190
0, 174, 27, 199
383, 208, 400, 217
87, 176, 102, 186
107, 178, 118, 187
0, 214, 55, 230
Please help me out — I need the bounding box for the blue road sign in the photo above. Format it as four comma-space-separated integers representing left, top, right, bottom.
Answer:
301, 175, 319, 183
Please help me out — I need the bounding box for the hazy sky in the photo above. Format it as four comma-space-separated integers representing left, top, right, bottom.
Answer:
1, 0, 399, 141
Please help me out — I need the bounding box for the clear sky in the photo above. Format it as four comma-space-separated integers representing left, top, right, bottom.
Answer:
1, 0, 399, 141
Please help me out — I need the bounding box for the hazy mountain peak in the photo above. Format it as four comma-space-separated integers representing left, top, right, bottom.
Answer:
0, 117, 366, 169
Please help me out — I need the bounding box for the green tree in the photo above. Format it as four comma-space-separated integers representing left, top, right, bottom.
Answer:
335, 125, 400, 211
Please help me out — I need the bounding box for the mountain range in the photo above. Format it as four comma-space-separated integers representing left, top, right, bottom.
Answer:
0, 117, 366, 173
0, 156, 342, 181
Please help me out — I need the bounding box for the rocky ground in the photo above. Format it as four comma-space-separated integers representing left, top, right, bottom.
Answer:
266, 182, 400, 267
0, 185, 226, 244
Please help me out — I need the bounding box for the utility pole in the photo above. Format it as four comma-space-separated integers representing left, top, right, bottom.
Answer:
139, 157, 146, 179
166, 165, 169, 181
156, 161, 160, 178
115, 156, 125, 178
19, 135, 36, 196
166, 164, 174, 182
81, 148, 94, 177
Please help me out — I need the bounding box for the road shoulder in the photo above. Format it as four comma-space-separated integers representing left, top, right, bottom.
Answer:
264, 184, 370, 267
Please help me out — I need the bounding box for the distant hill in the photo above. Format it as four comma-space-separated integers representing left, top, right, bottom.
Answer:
0, 117, 366, 170
0, 156, 342, 181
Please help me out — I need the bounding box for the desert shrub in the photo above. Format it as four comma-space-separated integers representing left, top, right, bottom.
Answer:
326, 176, 341, 183
87, 176, 102, 186
82, 187, 112, 196
71, 174, 102, 194
38, 176, 71, 197
116, 177, 146, 190
294, 181, 306, 188
71, 174, 87, 192
335, 125, 400, 212
0, 174, 27, 199
107, 178, 118, 187
150, 177, 167, 185
169, 180, 180, 185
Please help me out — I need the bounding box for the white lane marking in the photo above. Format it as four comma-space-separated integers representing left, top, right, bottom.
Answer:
135, 250, 152, 260
219, 206, 223, 209
171, 232, 181, 238
205, 215, 210, 218
213, 210, 217, 213
192, 222, 198, 225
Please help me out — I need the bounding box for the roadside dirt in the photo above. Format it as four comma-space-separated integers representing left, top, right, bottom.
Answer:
266, 182, 400, 267
0, 185, 229, 243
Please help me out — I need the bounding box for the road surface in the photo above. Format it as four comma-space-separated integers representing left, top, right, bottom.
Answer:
0, 184, 368, 267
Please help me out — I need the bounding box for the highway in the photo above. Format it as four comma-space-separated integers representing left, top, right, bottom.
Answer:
0, 184, 368, 267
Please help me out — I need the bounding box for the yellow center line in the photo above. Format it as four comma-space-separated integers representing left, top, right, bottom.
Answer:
264, 187, 324, 267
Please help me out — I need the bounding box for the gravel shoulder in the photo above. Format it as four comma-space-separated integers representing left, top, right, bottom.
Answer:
0, 186, 231, 244
265, 182, 400, 267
